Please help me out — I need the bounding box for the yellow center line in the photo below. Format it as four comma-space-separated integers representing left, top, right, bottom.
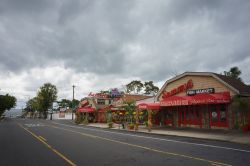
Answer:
39, 136, 47, 142
17, 123, 77, 166
50, 125, 231, 166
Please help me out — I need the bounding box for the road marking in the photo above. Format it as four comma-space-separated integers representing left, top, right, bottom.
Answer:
52, 122, 250, 153
24, 123, 45, 128
39, 136, 47, 142
18, 123, 77, 166
51, 125, 231, 166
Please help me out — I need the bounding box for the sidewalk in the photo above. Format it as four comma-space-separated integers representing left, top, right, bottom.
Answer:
87, 123, 250, 145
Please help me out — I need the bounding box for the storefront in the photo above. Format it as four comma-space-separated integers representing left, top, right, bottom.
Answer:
141, 72, 250, 129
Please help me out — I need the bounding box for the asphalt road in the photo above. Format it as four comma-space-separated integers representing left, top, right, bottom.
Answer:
1, 118, 250, 166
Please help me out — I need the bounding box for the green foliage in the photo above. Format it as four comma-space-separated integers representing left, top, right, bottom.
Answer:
37, 83, 58, 118
230, 96, 249, 113
144, 81, 159, 95
106, 109, 113, 123
0, 94, 17, 116
57, 99, 79, 110
126, 80, 144, 94
224, 66, 243, 82
25, 97, 40, 112
125, 80, 159, 95
123, 100, 136, 123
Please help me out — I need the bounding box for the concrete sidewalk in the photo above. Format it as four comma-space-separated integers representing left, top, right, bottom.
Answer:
87, 123, 250, 145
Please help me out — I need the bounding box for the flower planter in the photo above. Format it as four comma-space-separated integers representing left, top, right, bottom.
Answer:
128, 124, 134, 130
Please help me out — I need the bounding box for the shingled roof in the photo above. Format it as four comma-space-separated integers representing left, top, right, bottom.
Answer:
214, 73, 250, 96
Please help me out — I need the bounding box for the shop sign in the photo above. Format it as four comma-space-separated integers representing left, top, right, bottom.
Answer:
110, 88, 123, 98
187, 88, 215, 96
162, 79, 193, 99
88, 88, 123, 98
160, 100, 189, 106
88, 92, 109, 98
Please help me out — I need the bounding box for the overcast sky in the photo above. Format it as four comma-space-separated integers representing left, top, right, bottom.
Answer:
0, 0, 250, 108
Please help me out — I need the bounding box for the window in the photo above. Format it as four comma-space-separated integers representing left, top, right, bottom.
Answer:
97, 99, 105, 105
211, 111, 218, 122
220, 104, 227, 122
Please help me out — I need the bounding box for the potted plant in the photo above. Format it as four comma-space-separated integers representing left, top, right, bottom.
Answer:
108, 122, 113, 128
128, 123, 134, 130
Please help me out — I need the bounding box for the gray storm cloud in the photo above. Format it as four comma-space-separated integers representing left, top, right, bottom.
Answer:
0, 0, 250, 82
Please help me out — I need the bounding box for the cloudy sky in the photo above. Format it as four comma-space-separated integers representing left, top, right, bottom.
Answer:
0, 0, 250, 108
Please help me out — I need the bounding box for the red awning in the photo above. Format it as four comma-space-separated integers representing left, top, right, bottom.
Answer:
77, 107, 95, 113
160, 92, 231, 106
191, 92, 231, 104
137, 103, 160, 110
160, 96, 189, 106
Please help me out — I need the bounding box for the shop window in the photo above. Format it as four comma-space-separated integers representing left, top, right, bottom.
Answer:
212, 111, 218, 122
220, 104, 227, 122
220, 111, 226, 122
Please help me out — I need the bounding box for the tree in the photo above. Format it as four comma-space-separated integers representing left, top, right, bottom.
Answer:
144, 81, 159, 95
0, 94, 16, 116
126, 80, 144, 94
25, 97, 40, 112
37, 83, 57, 119
224, 66, 242, 82
58, 99, 71, 108
58, 99, 80, 109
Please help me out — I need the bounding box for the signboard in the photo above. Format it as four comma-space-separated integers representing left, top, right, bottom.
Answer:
162, 79, 193, 99
187, 88, 215, 96
110, 88, 123, 98
88, 88, 123, 99
52, 102, 59, 109
60, 108, 66, 112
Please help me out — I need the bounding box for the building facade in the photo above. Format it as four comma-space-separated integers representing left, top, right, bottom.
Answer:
140, 72, 250, 129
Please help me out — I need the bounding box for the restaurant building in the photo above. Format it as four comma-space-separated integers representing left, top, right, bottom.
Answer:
138, 72, 250, 129
77, 89, 151, 123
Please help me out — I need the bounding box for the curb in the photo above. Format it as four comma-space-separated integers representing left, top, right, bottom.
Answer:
84, 124, 250, 146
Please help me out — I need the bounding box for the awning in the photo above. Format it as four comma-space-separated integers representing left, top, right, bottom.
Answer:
160, 92, 231, 106
189, 92, 231, 104
137, 103, 160, 110
160, 96, 189, 106
77, 107, 95, 113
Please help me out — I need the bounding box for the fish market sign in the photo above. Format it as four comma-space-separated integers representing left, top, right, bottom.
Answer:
187, 88, 215, 96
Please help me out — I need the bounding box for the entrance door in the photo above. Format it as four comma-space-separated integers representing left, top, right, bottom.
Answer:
164, 109, 173, 126
178, 106, 202, 128
210, 104, 228, 128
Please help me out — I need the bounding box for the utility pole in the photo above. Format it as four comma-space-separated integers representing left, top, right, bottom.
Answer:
72, 85, 76, 120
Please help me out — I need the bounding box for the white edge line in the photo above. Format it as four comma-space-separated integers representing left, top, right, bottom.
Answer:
52, 122, 250, 153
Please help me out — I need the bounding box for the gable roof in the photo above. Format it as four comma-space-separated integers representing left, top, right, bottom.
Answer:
122, 94, 153, 102
156, 72, 250, 100
214, 73, 250, 96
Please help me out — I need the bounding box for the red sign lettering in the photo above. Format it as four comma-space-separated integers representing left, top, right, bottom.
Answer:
162, 79, 193, 99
